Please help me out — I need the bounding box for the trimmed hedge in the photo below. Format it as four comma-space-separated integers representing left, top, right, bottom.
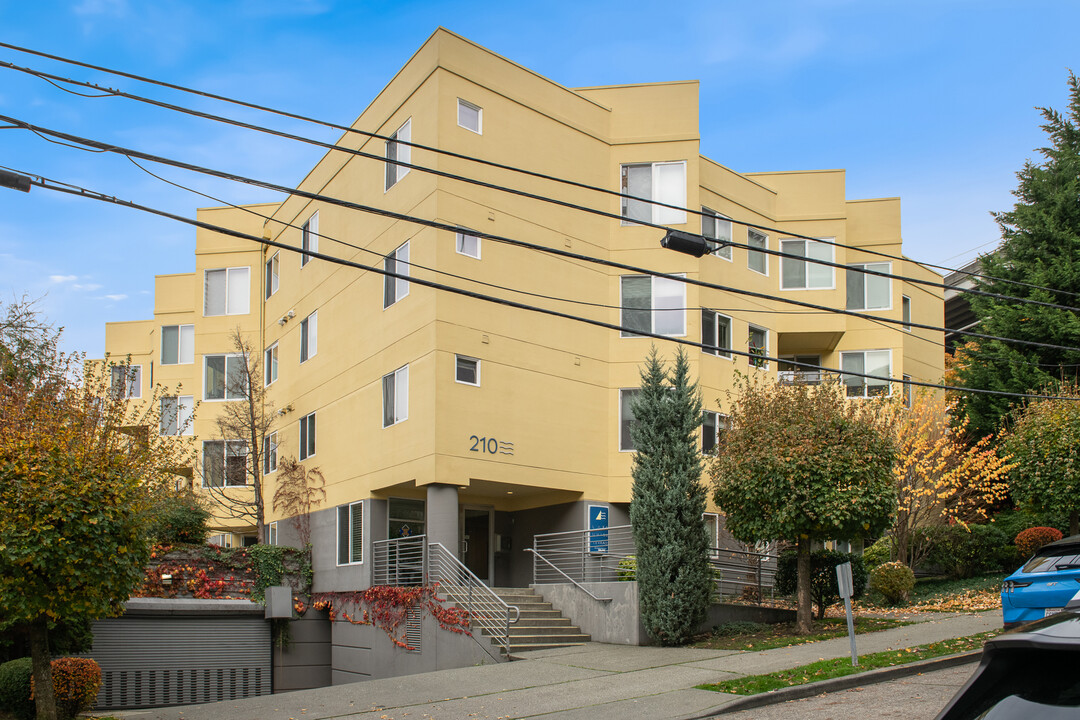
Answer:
924, 524, 1020, 578
0, 657, 34, 720
869, 561, 916, 605
1015, 527, 1064, 559
775, 550, 867, 619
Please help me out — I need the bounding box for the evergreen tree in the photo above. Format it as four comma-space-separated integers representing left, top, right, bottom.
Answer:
628, 346, 714, 646
954, 72, 1080, 437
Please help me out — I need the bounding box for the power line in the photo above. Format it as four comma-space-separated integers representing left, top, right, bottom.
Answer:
0, 52, 1075, 305
15, 167, 1080, 404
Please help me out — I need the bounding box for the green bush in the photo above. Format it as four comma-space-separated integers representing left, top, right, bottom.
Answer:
616, 555, 636, 581
775, 550, 867, 619
0, 657, 34, 720
862, 536, 893, 570
869, 561, 916, 606
924, 524, 1019, 578
1015, 527, 1064, 558
147, 492, 211, 545
991, 509, 1071, 542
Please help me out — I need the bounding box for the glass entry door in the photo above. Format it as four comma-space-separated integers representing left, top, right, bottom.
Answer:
460, 507, 492, 582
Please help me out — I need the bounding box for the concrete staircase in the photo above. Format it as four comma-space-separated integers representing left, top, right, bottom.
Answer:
483, 587, 590, 654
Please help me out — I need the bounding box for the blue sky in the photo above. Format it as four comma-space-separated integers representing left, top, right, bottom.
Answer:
0, 1, 1077, 356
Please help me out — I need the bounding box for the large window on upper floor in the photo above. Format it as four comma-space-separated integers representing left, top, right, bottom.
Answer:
841, 350, 892, 398
382, 365, 409, 427
160, 395, 194, 436
457, 99, 482, 134
161, 324, 194, 365
203, 440, 247, 487
780, 239, 834, 290
204, 354, 246, 401
620, 275, 685, 338
385, 119, 411, 191
701, 208, 733, 260
621, 161, 687, 225
701, 309, 732, 358
204, 267, 250, 316
747, 229, 768, 275
301, 212, 319, 267
456, 229, 480, 259
384, 241, 410, 308
846, 262, 891, 310
110, 365, 142, 399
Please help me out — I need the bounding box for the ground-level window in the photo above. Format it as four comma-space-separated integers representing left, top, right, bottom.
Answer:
268, 522, 278, 546
703, 512, 720, 555
338, 501, 364, 565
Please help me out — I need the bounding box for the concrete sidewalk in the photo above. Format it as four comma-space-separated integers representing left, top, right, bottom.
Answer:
114, 610, 1001, 720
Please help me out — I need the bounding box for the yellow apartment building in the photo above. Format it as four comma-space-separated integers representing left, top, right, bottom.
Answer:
101, 29, 944, 595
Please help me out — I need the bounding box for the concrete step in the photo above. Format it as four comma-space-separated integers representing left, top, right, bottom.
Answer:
507, 641, 588, 654
502, 632, 591, 644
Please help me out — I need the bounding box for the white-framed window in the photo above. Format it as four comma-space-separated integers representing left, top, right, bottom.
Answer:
702, 411, 728, 454
780, 238, 834, 290
847, 262, 892, 310
338, 501, 364, 565
204, 354, 246, 401
620, 275, 686, 337
748, 325, 768, 369
747, 229, 768, 275
110, 364, 142, 399
701, 309, 732, 358
207, 533, 234, 548
202, 440, 248, 487
455, 355, 479, 386
263, 431, 278, 475
301, 212, 319, 267
903, 374, 913, 408
161, 324, 194, 365
385, 118, 411, 191
300, 311, 317, 363
265, 253, 279, 299
299, 412, 316, 460
701, 208, 733, 260
382, 365, 409, 427
619, 388, 641, 452
268, 521, 278, 546
703, 512, 720, 554
204, 267, 250, 316
160, 395, 194, 436
384, 241, 410, 308
457, 99, 482, 134
264, 343, 278, 386
841, 350, 892, 398
621, 161, 687, 224
456, 229, 480, 259
902, 295, 912, 331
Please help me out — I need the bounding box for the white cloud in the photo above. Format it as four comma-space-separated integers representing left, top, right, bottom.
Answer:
50, 274, 78, 284
103, 294, 127, 302
73, 283, 103, 291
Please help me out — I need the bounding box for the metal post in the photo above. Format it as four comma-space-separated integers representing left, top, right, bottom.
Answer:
504, 606, 511, 656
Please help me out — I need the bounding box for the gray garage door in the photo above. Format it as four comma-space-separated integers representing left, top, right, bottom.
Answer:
88, 615, 271, 710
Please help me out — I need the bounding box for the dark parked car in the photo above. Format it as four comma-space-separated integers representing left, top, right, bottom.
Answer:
935, 609, 1080, 719
1001, 534, 1080, 628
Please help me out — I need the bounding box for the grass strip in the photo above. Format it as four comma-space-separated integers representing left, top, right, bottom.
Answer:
692, 617, 911, 652
697, 630, 999, 695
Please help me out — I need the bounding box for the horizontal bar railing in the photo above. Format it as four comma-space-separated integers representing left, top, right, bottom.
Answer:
427, 542, 519, 655
372, 534, 427, 586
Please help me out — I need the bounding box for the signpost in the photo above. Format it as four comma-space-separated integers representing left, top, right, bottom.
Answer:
588, 505, 609, 553
836, 561, 858, 666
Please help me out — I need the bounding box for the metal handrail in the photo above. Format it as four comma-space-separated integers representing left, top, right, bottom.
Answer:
524, 548, 612, 602
427, 542, 520, 654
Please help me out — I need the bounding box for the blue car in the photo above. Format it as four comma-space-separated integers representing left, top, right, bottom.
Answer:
1001, 534, 1080, 628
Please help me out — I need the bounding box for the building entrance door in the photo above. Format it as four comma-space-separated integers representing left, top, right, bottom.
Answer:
460, 507, 492, 582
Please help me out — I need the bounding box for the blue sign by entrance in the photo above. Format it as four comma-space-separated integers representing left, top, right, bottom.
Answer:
588, 505, 609, 553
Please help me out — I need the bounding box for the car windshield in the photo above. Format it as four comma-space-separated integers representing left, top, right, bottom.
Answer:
1023, 547, 1080, 574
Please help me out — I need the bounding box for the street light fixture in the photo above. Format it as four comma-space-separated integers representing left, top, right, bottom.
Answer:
660, 228, 710, 257
0, 169, 31, 193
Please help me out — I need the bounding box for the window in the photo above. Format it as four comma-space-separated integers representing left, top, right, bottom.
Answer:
207, 533, 234, 548
780, 239, 834, 290
382, 365, 409, 427
619, 388, 641, 451
902, 295, 912, 331
110, 365, 142, 399
264, 343, 278, 386
388, 498, 425, 539
385, 119, 411, 191
268, 521, 278, 546
263, 432, 278, 475
338, 501, 363, 565
456, 230, 480, 259
300, 311, 317, 363
202, 440, 248, 487
621, 161, 687, 224
455, 355, 479, 386
301, 212, 319, 267
701, 208, 732, 260
299, 412, 316, 460
778, 355, 822, 385
204, 354, 246, 401
160, 395, 194, 436
620, 275, 686, 337
161, 324, 194, 365
204, 267, 250, 316
457, 99, 482, 134
703, 512, 720, 554
903, 374, 913, 408
846, 262, 891, 310
747, 229, 768, 275
702, 411, 728, 454
701, 310, 732, 358
748, 326, 768, 368
841, 350, 892, 398
265, 253, 279, 299
383, 241, 410, 308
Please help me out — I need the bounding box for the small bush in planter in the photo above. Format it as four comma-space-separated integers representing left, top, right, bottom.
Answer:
869, 561, 916, 606
31, 657, 101, 720
0, 657, 34, 720
1015, 527, 1064, 559
616, 555, 636, 581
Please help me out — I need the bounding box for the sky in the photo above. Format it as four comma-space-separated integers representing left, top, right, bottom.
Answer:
0, 1, 1077, 356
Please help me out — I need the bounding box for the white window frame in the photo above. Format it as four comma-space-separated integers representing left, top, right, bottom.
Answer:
263, 431, 278, 475
455, 355, 480, 386
620, 274, 686, 338
202, 440, 248, 488
619, 388, 641, 452
265, 253, 279, 299
779, 238, 835, 290
620, 161, 687, 225
703, 512, 720, 556
457, 99, 482, 134
701, 309, 732, 359
456, 229, 480, 259
203, 267, 250, 317
301, 212, 319, 268
110, 364, 142, 399
382, 365, 409, 428
902, 295, 912, 331
384, 119, 411, 191
701, 207, 733, 261
299, 412, 316, 461
160, 395, 194, 437
748, 325, 768, 369
702, 411, 728, 455
840, 349, 893, 398
264, 343, 278, 386
384, 241, 410, 308
300, 311, 318, 363
846, 262, 892, 311
337, 501, 364, 565
903, 374, 913, 408
204, 354, 246, 401
161, 324, 194, 365
747, 229, 769, 276
268, 521, 278, 546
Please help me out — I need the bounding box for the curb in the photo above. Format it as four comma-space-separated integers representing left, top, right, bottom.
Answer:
685, 649, 982, 718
